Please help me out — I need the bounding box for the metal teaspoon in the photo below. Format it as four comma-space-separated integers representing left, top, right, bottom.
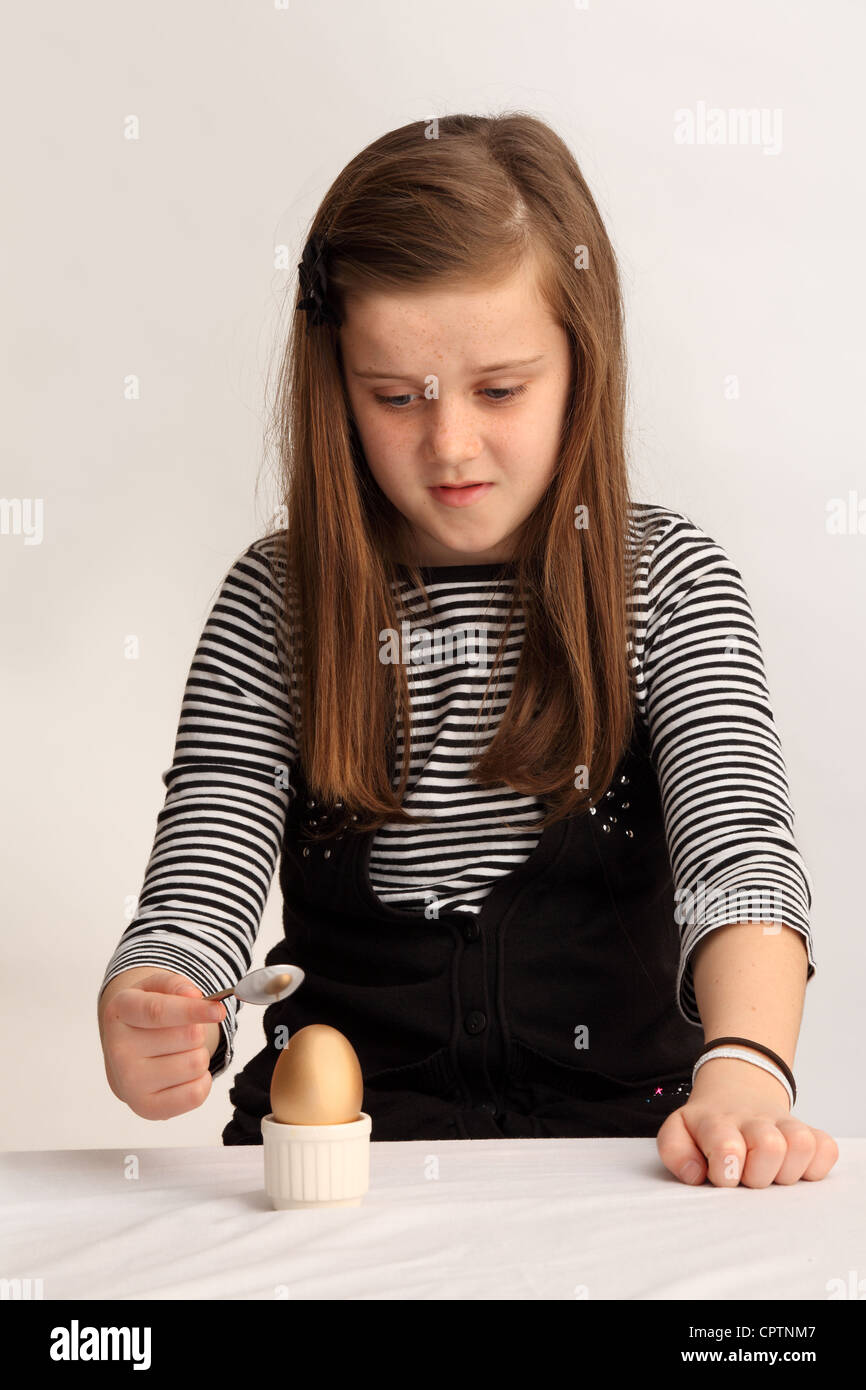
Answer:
202, 964, 305, 1006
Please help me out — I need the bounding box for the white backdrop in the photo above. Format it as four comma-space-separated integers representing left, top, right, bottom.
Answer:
2, 0, 863, 1149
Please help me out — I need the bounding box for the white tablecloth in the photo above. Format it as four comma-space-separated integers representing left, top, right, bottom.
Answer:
2, 1138, 863, 1300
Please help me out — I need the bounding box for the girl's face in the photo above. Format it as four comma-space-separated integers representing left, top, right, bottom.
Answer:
339, 258, 573, 566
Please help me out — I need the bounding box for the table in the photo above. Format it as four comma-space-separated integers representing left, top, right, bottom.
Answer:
2, 1138, 863, 1300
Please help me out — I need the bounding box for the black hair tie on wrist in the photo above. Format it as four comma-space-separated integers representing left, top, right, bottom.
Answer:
702, 1036, 797, 1105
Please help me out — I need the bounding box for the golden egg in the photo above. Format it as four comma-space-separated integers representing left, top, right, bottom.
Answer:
270, 1024, 364, 1125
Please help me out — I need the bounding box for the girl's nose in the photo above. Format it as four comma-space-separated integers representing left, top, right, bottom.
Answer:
424, 399, 482, 462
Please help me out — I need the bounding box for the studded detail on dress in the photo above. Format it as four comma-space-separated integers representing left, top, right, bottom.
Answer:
296, 791, 355, 859
644, 1082, 690, 1104
594, 773, 633, 839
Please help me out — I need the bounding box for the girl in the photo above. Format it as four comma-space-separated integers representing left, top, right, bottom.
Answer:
98, 113, 837, 1188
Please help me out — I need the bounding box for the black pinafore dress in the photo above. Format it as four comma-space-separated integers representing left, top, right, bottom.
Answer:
222, 711, 704, 1142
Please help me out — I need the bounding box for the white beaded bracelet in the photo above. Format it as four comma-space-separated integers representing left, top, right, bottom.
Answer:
692, 1046, 794, 1109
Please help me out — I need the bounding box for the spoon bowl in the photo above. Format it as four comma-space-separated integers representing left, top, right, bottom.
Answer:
203, 965, 304, 1006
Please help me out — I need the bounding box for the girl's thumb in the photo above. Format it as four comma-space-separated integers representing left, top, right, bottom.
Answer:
656, 1108, 707, 1185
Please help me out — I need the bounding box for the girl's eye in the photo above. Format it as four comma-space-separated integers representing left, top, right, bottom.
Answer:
374, 384, 529, 411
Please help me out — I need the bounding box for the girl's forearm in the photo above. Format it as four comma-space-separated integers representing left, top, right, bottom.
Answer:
690, 921, 809, 1072
660, 922, 836, 1187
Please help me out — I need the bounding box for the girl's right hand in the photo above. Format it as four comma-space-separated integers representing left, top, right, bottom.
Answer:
98, 968, 227, 1120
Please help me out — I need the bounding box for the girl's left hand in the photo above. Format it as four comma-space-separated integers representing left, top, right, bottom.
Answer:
656, 1058, 839, 1187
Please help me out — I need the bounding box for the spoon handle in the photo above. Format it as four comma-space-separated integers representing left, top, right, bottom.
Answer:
202, 986, 236, 1003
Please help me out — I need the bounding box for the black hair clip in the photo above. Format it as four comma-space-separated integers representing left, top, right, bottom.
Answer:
297, 232, 341, 330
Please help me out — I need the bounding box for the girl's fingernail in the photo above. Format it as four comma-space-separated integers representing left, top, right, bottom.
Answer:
679, 1160, 702, 1183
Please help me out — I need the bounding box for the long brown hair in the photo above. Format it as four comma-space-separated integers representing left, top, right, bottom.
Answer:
262, 112, 640, 837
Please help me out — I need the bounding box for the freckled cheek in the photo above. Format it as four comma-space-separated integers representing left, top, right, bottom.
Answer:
492, 426, 539, 480
353, 414, 407, 483
363, 440, 422, 503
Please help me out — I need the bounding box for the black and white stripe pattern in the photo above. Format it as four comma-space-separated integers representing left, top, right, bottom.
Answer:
98, 503, 815, 1072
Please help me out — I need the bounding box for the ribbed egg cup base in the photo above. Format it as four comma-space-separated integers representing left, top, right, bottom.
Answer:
261, 1112, 372, 1210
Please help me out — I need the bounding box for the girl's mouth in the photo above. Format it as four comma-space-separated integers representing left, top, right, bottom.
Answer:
429, 483, 493, 508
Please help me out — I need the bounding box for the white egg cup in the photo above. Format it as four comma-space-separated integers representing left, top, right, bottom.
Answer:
261, 1112, 372, 1209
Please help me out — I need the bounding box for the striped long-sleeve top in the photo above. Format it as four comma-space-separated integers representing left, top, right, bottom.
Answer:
98, 503, 816, 1078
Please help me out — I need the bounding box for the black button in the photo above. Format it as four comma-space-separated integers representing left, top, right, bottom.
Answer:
462, 921, 480, 942
464, 1010, 487, 1034
479, 1101, 497, 1114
